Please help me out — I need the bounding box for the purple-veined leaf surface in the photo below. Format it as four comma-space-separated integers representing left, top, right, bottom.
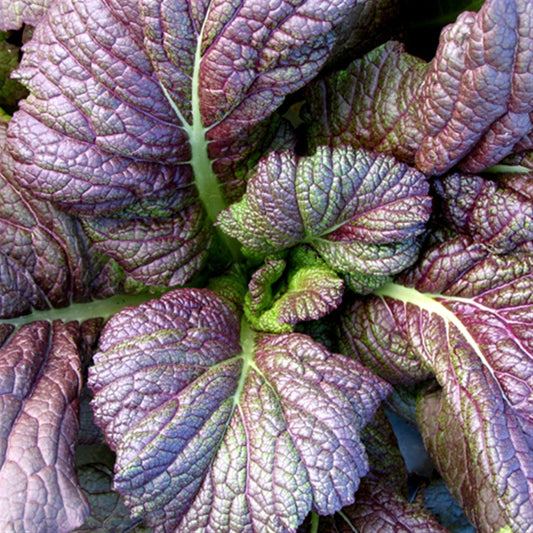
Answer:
217, 144, 431, 292
89, 287, 391, 532
0, 320, 89, 531
305, 0, 533, 175
341, 235, 533, 531
1, 0, 366, 285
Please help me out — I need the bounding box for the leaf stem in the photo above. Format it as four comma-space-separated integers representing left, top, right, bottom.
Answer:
0, 292, 157, 327
309, 511, 320, 533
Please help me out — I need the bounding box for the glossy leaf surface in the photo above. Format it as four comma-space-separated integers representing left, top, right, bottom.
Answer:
218, 145, 431, 291
89, 288, 391, 531
305, 0, 533, 175
0, 321, 88, 531
343, 235, 533, 531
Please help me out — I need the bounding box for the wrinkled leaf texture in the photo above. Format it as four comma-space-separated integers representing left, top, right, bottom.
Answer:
0, 321, 89, 532
312, 409, 447, 532
217, 144, 431, 292
245, 253, 344, 333
1, 0, 365, 286
0, 0, 51, 29
305, 0, 533, 175
0, 155, 122, 319
341, 234, 533, 532
89, 288, 391, 532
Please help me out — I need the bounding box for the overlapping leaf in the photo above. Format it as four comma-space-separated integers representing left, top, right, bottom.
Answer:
81, 206, 212, 287
341, 234, 533, 531
313, 410, 447, 532
89, 288, 391, 532
245, 249, 344, 333
218, 145, 431, 292
0, 166, 122, 319
305, 0, 533, 175
433, 172, 533, 253
0, 320, 89, 531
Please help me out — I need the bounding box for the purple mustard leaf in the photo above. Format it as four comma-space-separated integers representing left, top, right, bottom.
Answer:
275, 265, 344, 325
0, 166, 123, 319
323, 0, 401, 70
417, 389, 515, 532
75, 443, 150, 532
305, 0, 533, 175
502, 147, 533, 170
338, 293, 434, 385
318, 477, 448, 533
0, 324, 14, 348
304, 40, 428, 164
245, 248, 344, 333
361, 235, 533, 531
88, 288, 391, 531
81, 203, 212, 287
433, 172, 533, 254
311, 408, 447, 533
0, 0, 51, 30
217, 145, 431, 292
360, 407, 408, 493
0, 320, 89, 531
413, 0, 533, 174
1, 0, 362, 219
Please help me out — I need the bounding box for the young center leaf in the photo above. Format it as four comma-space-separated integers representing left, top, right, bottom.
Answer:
88, 288, 391, 532
217, 145, 431, 292
244, 248, 345, 334
341, 235, 533, 531
0, 320, 89, 531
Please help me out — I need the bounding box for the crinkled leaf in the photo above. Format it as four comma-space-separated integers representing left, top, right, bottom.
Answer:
81, 204, 212, 287
351, 235, 533, 531
247, 263, 344, 334
245, 249, 344, 333
89, 288, 391, 532
305, 0, 533, 175
247, 257, 287, 315
314, 409, 446, 533
0, 0, 51, 30
417, 390, 514, 532
0, 168, 123, 319
324, 0, 401, 69
316, 477, 448, 533
2, 0, 363, 216
433, 172, 533, 253
339, 293, 434, 384
0, 320, 89, 531
304, 40, 428, 164
218, 145, 431, 291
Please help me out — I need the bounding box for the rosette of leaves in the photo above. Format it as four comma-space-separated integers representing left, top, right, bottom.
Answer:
0, 0, 532, 530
